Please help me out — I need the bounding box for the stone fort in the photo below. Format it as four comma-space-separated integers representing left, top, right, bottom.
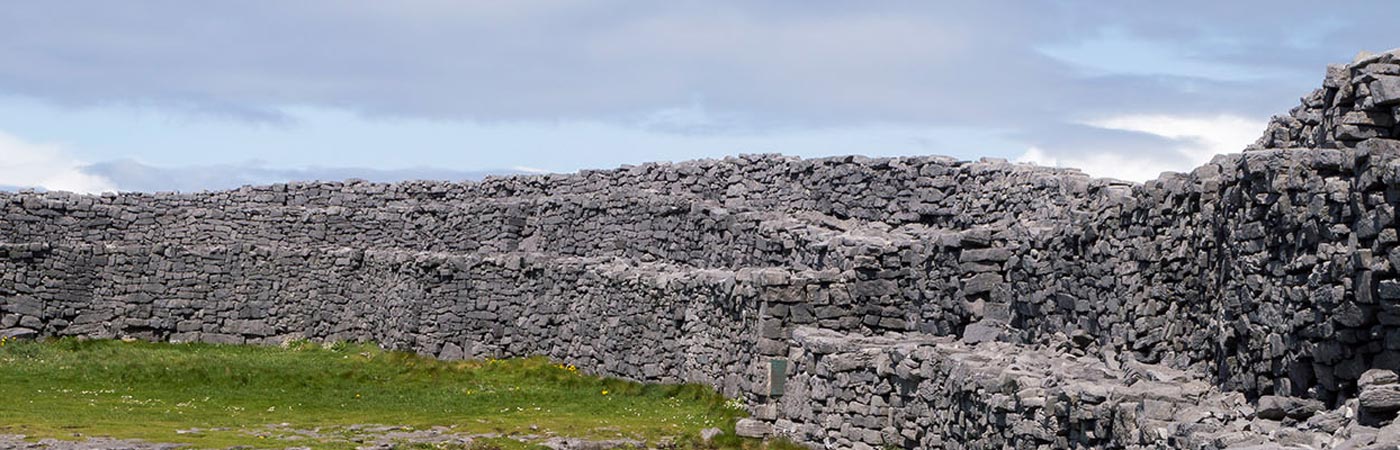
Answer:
7, 51, 1400, 449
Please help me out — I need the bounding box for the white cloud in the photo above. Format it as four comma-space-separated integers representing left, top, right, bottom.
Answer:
1089, 114, 1263, 164
1017, 146, 1174, 182
509, 166, 551, 174
1017, 114, 1263, 182
0, 131, 114, 193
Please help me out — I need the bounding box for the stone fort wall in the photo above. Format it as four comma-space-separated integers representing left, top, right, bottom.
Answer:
6, 51, 1400, 448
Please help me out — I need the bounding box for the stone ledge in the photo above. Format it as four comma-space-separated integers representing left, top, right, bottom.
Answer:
776, 327, 1400, 449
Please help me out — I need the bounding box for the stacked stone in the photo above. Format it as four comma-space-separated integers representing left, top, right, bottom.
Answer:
0, 156, 1094, 254
0, 241, 780, 398
767, 327, 1396, 449
1256, 49, 1400, 150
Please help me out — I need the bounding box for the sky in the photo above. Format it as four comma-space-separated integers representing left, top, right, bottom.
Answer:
0, 1, 1396, 193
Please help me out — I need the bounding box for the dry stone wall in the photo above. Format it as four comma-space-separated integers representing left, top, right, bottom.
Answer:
9, 51, 1400, 448
1256, 50, 1400, 150
0, 242, 773, 397
777, 327, 1298, 449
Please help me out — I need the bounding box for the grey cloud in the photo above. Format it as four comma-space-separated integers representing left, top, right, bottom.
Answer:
1059, 74, 1304, 119
2, 1, 1383, 130
82, 159, 522, 193
1056, 2, 1362, 62
0, 0, 1397, 188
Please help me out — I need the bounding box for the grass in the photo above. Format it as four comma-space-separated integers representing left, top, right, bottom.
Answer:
0, 337, 791, 449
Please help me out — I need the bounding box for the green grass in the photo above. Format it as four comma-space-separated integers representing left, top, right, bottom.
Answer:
0, 337, 783, 449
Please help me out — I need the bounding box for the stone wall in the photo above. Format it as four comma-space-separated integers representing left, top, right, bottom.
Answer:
775, 327, 1299, 449
0, 241, 776, 398
1256, 49, 1400, 150
8, 51, 1400, 448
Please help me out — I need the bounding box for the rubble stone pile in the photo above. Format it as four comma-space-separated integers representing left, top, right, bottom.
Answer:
7, 50, 1400, 448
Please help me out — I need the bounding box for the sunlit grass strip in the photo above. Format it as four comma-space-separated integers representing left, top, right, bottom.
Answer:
0, 338, 750, 449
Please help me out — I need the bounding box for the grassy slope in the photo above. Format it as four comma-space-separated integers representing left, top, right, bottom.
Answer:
0, 338, 769, 449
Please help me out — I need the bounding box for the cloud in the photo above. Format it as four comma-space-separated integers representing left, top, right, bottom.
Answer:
0, 131, 114, 193
0, 1, 1377, 129
79, 158, 526, 192
1089, 114, 1263, 165
81, 159, 523, 193
0, 1, 1392, 183
1017, 147, 1172, 183
1016, 114, 1264, 182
